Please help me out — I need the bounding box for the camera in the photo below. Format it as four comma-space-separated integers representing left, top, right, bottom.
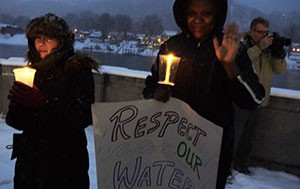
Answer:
272, 32, 291, 46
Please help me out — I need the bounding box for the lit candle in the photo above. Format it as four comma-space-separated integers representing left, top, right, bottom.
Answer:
158, 54, 181, 86
164, 55, 173, 84
13, 67, 36, 88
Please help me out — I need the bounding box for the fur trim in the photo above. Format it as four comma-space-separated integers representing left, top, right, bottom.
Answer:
29, 50, 100, 75
65, 53, 100, 72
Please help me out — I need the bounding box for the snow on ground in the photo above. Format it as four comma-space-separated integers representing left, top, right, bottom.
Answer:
0, 34, 27, 45
0, 117, 98, 189
1, 117, 300, 189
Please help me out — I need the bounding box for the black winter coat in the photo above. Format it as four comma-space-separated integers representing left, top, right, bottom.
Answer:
142, 29, 265, 189
143, 34, 265, 130
6, 52, 99, 189
143, 0, 265, 188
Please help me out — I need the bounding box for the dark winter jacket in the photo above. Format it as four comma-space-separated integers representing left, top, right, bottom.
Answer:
6, 51, 99, 189
143, 1, 265, 188
143, 0, 265, 130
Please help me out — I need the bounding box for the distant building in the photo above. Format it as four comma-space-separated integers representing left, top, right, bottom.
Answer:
74, 29, 90, 42
89, 31, 103, 43
0, 23, 23, 36
107, 32, 125, 44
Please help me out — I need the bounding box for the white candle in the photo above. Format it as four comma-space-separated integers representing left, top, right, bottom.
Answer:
158, 54, 181, 86
13, 67, 36, 88
164, 55, 173, 84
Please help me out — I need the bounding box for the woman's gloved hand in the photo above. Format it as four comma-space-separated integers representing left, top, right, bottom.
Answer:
8, 81, 47, 110
153, 85, 171, 103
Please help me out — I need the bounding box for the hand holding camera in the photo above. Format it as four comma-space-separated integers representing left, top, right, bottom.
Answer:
258, 32, 290, 59
258, 33, 273, 50
269, 32, 291, 59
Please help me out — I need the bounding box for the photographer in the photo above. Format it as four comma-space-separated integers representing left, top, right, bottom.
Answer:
233, 17, 287, 175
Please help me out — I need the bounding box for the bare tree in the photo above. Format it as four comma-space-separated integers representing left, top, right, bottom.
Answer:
63, 13, 79, 30
286, 23, 300, 42
0, 14, 14, 24
95, 13, 115, 39
79, 11, 98, 31
12, 16, 30, 30
114, 14, 132, 35
135, 14, 164, 36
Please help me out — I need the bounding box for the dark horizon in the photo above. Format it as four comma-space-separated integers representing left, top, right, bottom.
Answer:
2, 0, 300, 18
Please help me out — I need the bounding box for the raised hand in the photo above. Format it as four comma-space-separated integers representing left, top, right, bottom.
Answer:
213, 23, 240, 79
213, 23, 240, 65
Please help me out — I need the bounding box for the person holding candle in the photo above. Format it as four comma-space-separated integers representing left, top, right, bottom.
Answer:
142, 0, 265, 188
6, 13, 99, 189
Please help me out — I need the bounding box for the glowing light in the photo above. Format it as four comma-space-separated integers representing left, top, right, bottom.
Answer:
13, 67, 36, 88
158, 54, 181, 86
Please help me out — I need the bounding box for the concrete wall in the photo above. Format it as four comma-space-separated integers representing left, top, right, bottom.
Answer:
100, 73, 145, 102
1, 63, 300, 177
0, 64, 15, 116
248, 96, 300, 176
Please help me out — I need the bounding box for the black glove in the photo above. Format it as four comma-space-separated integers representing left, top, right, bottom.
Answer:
270, 40, 286, 59
8, 81, 48, 110
153, 85, 171, 103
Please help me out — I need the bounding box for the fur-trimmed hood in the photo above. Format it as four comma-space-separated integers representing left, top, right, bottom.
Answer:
26, 13, 75, 63
28, 50, 100, 75
64, 53, 100, 72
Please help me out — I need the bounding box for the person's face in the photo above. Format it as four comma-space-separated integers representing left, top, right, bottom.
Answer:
249, 23, 269, 44
34, 35, 60, 59
186, 0, 216, 40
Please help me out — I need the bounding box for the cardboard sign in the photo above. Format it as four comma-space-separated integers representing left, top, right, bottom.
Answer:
92, 98, 223, 189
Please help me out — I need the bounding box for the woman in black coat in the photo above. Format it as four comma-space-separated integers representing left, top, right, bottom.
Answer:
6, 13, 99, 189
143, 0, 265, 188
